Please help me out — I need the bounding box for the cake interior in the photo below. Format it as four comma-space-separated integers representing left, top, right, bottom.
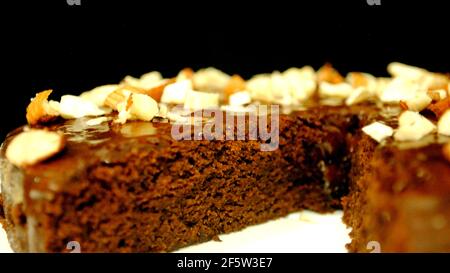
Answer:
1, 104, 383, 252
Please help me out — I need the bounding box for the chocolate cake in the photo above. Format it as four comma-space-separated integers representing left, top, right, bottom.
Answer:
1, 63, 449, 252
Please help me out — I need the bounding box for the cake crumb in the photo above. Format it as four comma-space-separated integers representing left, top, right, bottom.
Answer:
212, 235, 222, 242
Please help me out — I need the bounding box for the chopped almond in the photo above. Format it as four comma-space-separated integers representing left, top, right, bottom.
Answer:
427, 89, 447, 102
224, 75, 246, 102
26, 90, 59, 125
104, 88, 130, 109
427, 97, 450, 119
115, 93, 159, 124
5, 129, 65, 167
138, 78, 176, 102
347, 72, 368, 88
177, 68, 194, 81
317, 63, 344, 84
399, 100, 409, 111
426, 73, 449, 91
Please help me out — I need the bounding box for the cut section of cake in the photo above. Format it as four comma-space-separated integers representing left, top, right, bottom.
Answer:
1, 63, 449, 252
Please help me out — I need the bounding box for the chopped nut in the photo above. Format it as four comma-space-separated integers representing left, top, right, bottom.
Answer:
128, 93, 159, 122
427, 89, 448, 102
388, 62, 449, 90
160, 80, 192, 104
319, 82, 354, 99
86, 117, 110, 126
283, 66, 317, 102
184, 89, 220, 110
80, 85, 119, 107
404, 92, 432, 112
387, 62, 428, 81
115, 93, 159, 124
317, 63, 344, 84
104, 88, 132, 109
399, 101, 409, 111
156, 103, 168, 118
394, 111, 436, 141
58, 95, 110, 119
374, 77, 392, 99
346, 72, 378, 94
26, 90, 59, 125
347, 72, 368, 88
422, 73, 449, 91
121, 71, 175, 102
427, 98, 450, 119
229, 90, 252, 106
379, 78, 421, 103
141, 79, 176, 102
123, 71, 163, 90
345, 87, 373, 106
176, 68, 194, 82
270, 71, 292, 105
224, 75, 246, 102
5, 130, 65, 167
438, 110, 450, 136
283, 66, 316, 81
246, 74, 273, 102
193, 67, 231, 92
362, 122, 394, 143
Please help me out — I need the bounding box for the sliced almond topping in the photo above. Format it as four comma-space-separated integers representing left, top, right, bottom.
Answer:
58, 95, 110, 119
121, 72, 173, 102
317, 63, 344, 84
26, 90, 59, 125
229, 90, 252, 106
86, 117, 110, 126
387, 62, 427, 81
80, 85, 119, 107
104, 87, 132, 109
224, 75, 246, 102
115, 93, 159, 124
427, 89, 448, 102
379, 78, 421, 103
5, 130, 65, 167
156, 103, 168, 118
136, 78, 176, 102
345, 87, 373, 106
319, 82, 354, 99
394, 111, 436, 141
362, 122, 394, 143
347, 72, 368, 88
399, 101, 409, 111
438, 110, 450, 136
193, 67, 231, 92
282, 66, 317, 102
422, 73, 449, 91
184, 89, 220, 110
123, 71, 163, 90
161, 80, 192, 104
246, 74, 273, 102
427, 97, 450, 119
404, 92, 432, 112
176, 68, 194, 82
129, 93, 159, 122
270, 71, 293, 105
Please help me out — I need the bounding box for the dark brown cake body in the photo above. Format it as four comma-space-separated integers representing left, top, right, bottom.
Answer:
1, 105, 377, 252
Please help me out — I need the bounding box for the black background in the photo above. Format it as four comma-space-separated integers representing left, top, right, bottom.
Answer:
2, 0, 449, 139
